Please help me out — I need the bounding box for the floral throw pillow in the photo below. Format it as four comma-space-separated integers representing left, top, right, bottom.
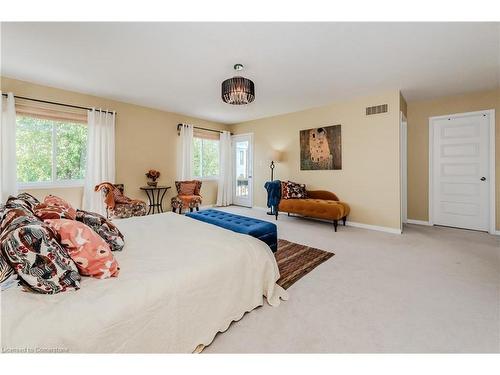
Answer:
46, 219, 120, 279
0, 221, 81, 294
76, 209, 125, 252
283, 181, 307, 199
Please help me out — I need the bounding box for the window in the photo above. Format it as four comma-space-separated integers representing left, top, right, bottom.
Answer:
16, 115, 88, 187
192, 137, 219, 179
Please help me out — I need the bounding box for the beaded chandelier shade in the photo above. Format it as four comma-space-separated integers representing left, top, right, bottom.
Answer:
221, 64, 255, 105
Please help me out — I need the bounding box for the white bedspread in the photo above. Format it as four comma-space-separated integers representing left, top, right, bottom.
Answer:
0, 212, 287, 353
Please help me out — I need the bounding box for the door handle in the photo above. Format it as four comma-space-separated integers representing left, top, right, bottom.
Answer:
480, 177, 486, 181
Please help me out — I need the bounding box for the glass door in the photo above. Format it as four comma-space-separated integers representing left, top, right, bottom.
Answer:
232, 133, 253, 207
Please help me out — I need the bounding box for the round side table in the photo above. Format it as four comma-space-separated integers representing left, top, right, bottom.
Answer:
140, 185, 171, 215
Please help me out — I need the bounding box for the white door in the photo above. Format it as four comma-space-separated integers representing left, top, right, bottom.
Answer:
430, 112, 491, 231
232, 134, 253, 207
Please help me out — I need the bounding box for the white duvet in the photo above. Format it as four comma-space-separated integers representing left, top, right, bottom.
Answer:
0, 212, 287, 353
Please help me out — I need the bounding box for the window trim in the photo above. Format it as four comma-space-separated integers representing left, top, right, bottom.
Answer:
18, 179, 85, 190
192, 136, 220, 180
16, 114, 87, 188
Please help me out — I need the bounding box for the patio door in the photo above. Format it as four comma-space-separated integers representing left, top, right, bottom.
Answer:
232, 133, 253, 207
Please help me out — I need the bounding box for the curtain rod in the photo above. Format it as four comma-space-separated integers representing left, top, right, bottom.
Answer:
177, 123, 232, 135
1, 93, 116, 115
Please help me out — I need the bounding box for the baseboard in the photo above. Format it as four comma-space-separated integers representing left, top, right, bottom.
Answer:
253, 206, 401, 234
345, 221, 402, 234
200, 204, 215, 209
406, 219, 432, 226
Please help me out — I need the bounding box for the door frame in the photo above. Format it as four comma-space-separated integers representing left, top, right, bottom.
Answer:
231, 132, 254, 207
428, 109, 496, 234
400, 111, 408, 229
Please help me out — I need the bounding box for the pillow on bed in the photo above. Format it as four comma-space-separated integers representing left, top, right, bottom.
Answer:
5, 195, 34, 213
34, 203, 76, 221
75, 209, 125, 252
0, 251, 17, 290
16, 192, 40, 211
0, 206, 38, 234
45, 219, 120, 279
0, 221, 81, 294
34, 195, 77, 220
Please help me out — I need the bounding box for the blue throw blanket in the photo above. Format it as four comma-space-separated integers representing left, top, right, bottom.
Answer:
264, 180, 281, 213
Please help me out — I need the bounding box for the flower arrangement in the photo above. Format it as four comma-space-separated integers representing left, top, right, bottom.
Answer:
145, 169, 160, 186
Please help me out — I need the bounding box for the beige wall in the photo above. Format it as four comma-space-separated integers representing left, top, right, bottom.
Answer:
231, 90, 402, 230
407, 88, 500, 230
1, 77, 228, 210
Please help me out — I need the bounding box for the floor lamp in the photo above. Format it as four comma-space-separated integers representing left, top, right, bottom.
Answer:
267, 150, 283, 215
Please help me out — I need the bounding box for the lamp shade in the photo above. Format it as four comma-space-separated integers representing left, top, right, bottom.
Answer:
271, 150, 283, 162
221, 76, 255, 105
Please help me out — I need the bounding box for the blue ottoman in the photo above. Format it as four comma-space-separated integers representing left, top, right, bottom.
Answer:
185, 209, 277, 252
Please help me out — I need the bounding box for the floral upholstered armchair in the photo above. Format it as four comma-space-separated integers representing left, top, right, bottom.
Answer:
95, 182, 147, 219
171, 180, 202, 214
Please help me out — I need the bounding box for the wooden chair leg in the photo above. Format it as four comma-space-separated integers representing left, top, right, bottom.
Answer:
333, 220, 338, 232
342, 216, 347, 226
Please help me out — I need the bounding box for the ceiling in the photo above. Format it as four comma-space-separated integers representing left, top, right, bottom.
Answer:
1, 22, 499, 124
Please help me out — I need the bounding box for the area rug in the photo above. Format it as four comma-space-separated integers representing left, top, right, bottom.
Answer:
275, 239, 334, 289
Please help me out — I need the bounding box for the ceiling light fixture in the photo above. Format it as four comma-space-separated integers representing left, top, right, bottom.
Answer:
221, 64, 255, 105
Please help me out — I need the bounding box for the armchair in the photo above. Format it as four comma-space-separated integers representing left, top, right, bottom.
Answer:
95, 182, 147, 219
171, 180, 202, 214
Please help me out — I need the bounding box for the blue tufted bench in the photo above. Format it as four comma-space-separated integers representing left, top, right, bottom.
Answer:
185, 209, 277, 252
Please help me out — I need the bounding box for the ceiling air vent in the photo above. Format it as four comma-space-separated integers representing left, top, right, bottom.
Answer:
366, 104, 388, 116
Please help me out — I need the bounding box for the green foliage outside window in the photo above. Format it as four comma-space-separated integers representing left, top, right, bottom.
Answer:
192, 137, 219, 178
16, 115, 87, 184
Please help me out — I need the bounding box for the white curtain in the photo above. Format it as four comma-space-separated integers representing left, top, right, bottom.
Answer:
83, 109, 116, 215
177, 124, 193, 180
0, 92, 18, 202
216, 131, 233, 207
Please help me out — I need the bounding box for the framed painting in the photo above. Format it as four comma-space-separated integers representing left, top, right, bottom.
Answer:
300, 125, 341, 170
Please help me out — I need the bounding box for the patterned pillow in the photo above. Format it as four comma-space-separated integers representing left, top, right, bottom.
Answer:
76, 209, 125, 252
16, 192, 41, 211
0, 206, 37, 234
0, 251, 17, 290
34, 203, 76, 221
45, 219, 120, 279
35, 195, 77, 220
179, 182, 197, 195
0, 222, 81, 294
5, 195, 34, 213
283, 181, 307, 199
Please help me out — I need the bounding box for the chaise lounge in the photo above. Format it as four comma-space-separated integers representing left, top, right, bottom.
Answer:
278, 190, 350, 232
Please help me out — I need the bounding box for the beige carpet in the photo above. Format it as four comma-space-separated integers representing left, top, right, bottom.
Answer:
203, 206, 500, 353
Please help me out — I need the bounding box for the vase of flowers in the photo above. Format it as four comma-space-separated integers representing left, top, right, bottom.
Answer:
145, 169, 160, 187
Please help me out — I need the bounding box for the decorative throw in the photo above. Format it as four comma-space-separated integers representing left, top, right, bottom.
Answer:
76, 209, 125, 252
0, 221, 81, 294
282, 181, 307, 199
45, 219, 120, 279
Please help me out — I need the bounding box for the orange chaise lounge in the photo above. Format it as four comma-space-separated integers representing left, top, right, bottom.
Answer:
278, 190, 350, 232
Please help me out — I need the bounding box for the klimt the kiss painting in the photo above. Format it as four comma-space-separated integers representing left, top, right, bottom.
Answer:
299, 125, 341, 170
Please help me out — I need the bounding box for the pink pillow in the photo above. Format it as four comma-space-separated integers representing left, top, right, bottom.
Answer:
45, 219, 120, 279
43, 195, 77, 220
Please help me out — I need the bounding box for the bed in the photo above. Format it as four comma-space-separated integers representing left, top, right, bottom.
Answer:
0, 212, 287, 353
